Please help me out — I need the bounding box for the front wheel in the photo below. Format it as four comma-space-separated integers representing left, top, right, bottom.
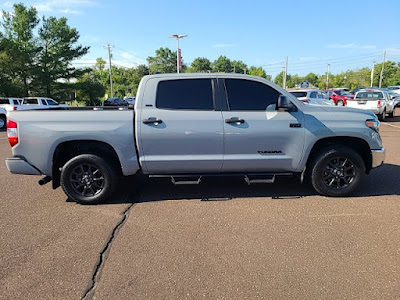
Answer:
0, 115, 6, 130
60, 154, 118, 204
336, 100, 344, 106
310, 146, 365, 197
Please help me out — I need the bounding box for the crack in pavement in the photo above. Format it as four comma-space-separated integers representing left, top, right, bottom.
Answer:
81, 202, 135, 300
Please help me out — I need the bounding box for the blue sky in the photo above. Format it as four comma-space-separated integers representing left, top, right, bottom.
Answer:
1, 0, 400, 77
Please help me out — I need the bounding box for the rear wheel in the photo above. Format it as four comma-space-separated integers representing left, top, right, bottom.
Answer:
310, 146, 365, 197
388, 110, 394, 118
61, 154, 118, 204
0, 115, 6, 130
378, 110, 386, 121
336, 100, 344, 106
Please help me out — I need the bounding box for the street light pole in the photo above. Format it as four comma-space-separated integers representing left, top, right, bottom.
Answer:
169, 34, 187, 73
104, 44, 115, 97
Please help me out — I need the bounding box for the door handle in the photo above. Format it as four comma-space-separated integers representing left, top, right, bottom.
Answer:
143, 117, 163, 125
225, 117, 245, 124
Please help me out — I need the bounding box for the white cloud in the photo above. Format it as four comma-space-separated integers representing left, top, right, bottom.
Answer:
33, 0, 98, 15
121, 52, 134, 60
386, 47, 400, 55
212, 43, 238, 48
327, 43, 376, 50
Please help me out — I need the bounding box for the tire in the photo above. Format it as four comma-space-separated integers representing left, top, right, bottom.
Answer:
378, 110, 386, 121
61, 154, 119, 205
0, 115, 6, 130
388, 110, 394, 118
310, 146, 365, 197
336, 100, 344, 106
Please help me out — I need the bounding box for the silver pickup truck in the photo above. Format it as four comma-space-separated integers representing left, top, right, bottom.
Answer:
5, 74, 385, 204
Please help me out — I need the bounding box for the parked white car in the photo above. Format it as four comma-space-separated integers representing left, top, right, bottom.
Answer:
288, 89, 335, 106
347, 89, 395, 121
388, 86, 400, 94
0, 97, 24, 112
22, 97, 69, 108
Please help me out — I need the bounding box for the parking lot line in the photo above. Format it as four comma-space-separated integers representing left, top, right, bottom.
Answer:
381, 123, 400, 129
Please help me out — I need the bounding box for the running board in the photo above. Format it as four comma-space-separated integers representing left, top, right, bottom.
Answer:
244, 175, 275, 185
171, 176, 202, 185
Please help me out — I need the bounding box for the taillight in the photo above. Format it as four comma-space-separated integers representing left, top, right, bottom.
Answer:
302, 99, 309, 103
13, 106, 17, 111
377, 100, 382, 109
7, 119, 18, 147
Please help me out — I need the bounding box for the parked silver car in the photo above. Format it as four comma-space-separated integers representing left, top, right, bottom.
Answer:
287, 89, 334, 106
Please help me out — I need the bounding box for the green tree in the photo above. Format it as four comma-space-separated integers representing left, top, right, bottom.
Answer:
147, 47, 179, 74
189, 57, 212, 72
76, 72, 105, 105
304, 73, 319, 86
1, 3, 40, 95
231, 60, 247, 73
247, 66, 271, 80
35, 16, 89, 97
212, 55, 232, 73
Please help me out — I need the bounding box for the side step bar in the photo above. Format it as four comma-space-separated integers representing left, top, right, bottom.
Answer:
171, 176, 202, 185
149, 173, 294, 186
244, 175, 275, 185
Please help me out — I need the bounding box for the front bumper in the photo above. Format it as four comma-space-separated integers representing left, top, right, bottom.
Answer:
5, 157, 42, 175
371, 148, 385, 168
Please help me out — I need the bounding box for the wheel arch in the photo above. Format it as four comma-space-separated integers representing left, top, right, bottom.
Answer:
305, 136, 372, 174
52, 140, 122, 189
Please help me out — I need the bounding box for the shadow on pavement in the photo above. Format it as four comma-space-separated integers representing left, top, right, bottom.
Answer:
98, 163, 400, 205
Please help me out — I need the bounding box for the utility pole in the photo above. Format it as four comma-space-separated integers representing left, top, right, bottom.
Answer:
282, 57, 288, 88
168, 34, 187, 73
371, 61, 376, 87
379, 51, 386, 88
104, 44, 115, 97
326, 64, 330, 90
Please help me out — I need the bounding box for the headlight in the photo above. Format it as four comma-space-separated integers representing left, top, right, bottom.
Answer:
365, 119, 380, 132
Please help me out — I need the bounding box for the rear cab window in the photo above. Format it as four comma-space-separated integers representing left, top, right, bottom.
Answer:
356, 92, 383, 99
290, 92, 307, 98
24, 98, 39, 104
156, 79, 214, 110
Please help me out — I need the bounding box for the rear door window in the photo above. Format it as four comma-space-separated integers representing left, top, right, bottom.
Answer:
24, 98, 38, 104
156, 79, 214, 110
224, 79, 280, 111
13, 100, 20, 105
41, 99, 48, 105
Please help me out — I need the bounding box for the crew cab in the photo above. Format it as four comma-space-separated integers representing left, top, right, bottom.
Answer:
347, 89, 395, 121
5, 74, 385, 204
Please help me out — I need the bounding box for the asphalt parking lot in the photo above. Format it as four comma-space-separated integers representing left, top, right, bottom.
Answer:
1, 115, 400, 299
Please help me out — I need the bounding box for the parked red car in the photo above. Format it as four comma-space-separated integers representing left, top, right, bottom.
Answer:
325, 89, 354, 106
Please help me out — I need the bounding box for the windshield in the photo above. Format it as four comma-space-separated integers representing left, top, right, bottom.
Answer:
290, 92, 307, 98
336, 90, 351, 96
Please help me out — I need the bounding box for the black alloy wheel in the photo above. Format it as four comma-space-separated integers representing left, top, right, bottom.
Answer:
61, 154, 118, 204
321, 157, 355, 189
69, 163, 105, 197
310, 146, 365, 197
